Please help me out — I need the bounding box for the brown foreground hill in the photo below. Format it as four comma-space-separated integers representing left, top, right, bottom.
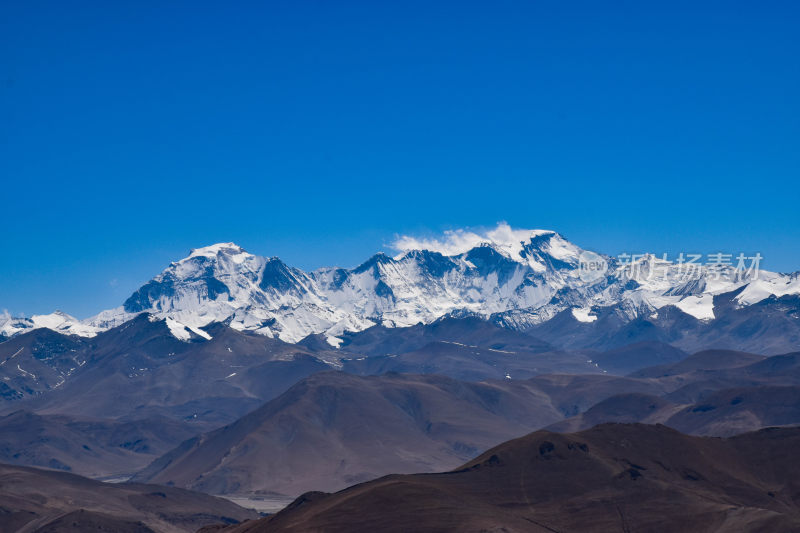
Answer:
0, 462, 257, 533
213, 423, 800, 533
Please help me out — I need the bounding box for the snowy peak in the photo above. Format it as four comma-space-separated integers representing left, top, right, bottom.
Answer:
259, 257, 313, 295
519, 232, 583, 266
353, 252, 396, 276
4, 228, 800, 344
123, 243, 262, 314
393, 227, 586, 279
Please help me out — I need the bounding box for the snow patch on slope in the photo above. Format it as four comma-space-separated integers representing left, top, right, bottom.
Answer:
571, 307, 597, 323
674, 293, 715, 320
158, 316, 212, 341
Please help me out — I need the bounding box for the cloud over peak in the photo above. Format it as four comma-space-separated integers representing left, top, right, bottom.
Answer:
391, 223, 556, 259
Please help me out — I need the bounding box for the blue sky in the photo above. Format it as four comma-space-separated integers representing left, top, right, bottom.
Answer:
1, 1, 798, 318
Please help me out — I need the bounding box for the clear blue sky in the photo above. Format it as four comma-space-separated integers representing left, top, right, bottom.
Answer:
1, 1, 798, 318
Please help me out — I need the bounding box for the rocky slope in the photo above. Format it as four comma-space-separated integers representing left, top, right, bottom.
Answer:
213, 424, 800, 533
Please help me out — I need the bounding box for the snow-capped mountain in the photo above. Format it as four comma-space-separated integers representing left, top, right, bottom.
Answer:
5, 224, 800, 344
0, 310, 100, 339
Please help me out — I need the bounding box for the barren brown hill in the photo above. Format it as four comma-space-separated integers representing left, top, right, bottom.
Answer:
662, 351, 800, 403
630, 348, 768, 378
590, 340, 688, 374
0, 462, 257, 533
220, 424, 800, 533
341, 341, 600, 381
666, 385, 800, 436
0, 410, 197, 478
132, 372, 570, 498
548, 386, 800, 437
545, 392, 681, 432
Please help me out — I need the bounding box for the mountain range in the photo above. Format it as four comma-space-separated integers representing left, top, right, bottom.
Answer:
3, 226, 799, 348
2, 226, 800, 531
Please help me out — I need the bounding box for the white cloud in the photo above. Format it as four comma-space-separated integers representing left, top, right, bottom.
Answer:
391, 223, 556, 259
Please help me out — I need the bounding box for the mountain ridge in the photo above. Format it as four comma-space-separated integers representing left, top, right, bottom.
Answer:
2, 225, 799, 345
208, 423, 800, 533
